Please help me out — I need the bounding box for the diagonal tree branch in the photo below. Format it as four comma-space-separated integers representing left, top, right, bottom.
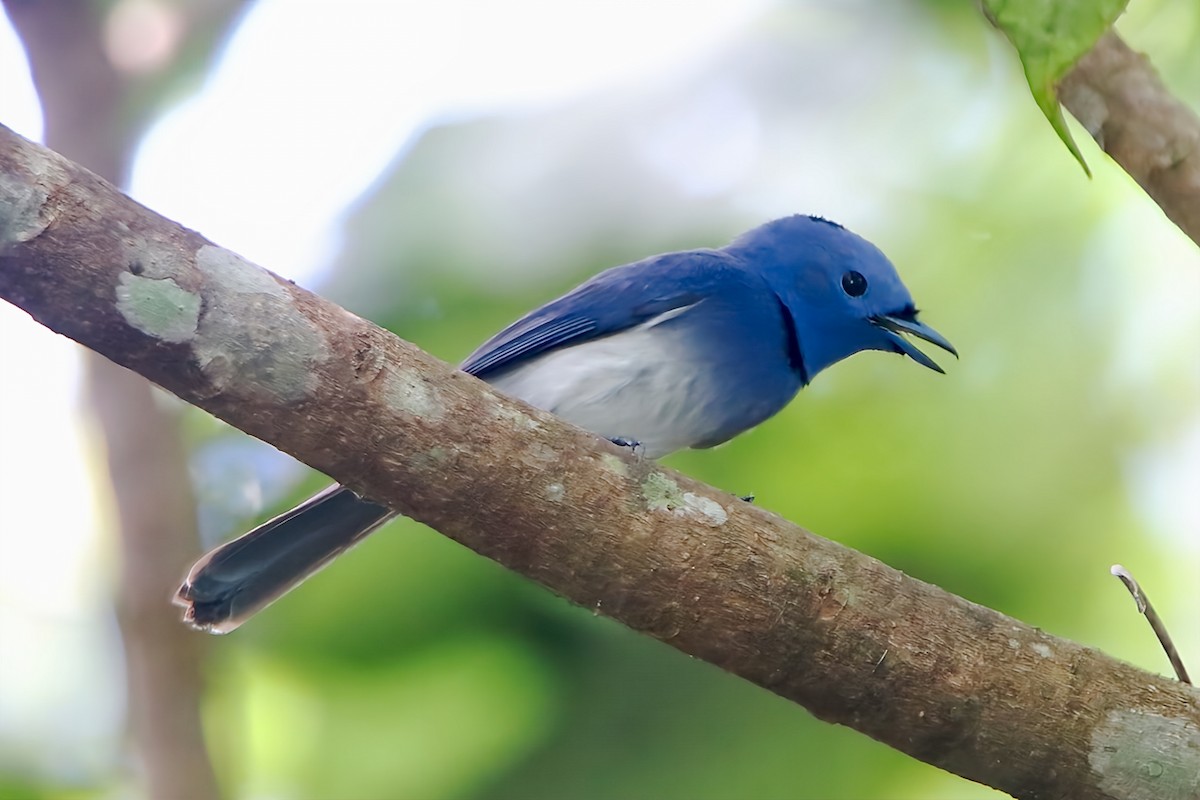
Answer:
1060, 31, 1200, 247
0, 124, 1197, 800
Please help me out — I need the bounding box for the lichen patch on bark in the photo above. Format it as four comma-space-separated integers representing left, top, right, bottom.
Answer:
192, 244, 328, 403
642, 472, 728, 526
115, 273, 200, 343
1089, 708, 1200, 800
491, 400, 541, 431
599, 453, 628, 477
381, 366, 441, 419
0, 143, 66, 246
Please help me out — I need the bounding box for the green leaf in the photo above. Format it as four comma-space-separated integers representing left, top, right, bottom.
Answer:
984, 0, 1131, 176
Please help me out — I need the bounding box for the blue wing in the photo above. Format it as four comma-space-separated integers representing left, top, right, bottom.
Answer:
460, 248, 743, 378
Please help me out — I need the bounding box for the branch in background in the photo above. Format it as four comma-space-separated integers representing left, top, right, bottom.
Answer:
1, 1, 246, 798
1, 125, 1197, 800
1111, 565, 1192, 685
1060, 31, 1200, 247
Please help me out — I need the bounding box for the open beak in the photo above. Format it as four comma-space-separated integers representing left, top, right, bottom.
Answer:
871, 313, 957, 374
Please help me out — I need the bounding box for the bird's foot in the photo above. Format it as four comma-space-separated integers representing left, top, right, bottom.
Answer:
608, 436, 644, 459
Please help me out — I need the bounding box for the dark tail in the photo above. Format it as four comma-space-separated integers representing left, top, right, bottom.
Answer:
174, 485, 396, 633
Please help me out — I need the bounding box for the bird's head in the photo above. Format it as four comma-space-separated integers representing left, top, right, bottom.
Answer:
727, 215, 956, 381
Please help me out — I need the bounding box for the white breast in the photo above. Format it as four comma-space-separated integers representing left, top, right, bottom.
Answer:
486, 311, 716, 457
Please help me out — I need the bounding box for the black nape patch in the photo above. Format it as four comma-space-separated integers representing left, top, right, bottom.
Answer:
776, 297, 809, 384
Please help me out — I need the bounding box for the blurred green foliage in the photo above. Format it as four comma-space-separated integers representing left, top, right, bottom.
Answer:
5, 0, 1198, 798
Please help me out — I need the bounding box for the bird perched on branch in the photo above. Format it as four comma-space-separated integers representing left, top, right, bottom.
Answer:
175, 214, 955, 633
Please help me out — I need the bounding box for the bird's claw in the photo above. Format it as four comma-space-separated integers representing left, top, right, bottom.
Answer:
609, 436, 644, 459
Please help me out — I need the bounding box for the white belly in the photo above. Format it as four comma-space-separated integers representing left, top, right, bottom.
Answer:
487, 323, 715, 458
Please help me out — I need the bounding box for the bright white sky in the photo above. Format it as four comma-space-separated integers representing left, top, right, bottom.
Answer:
0, 0, 770, 776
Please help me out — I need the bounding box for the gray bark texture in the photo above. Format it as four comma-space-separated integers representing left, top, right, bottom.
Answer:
0, 124, 1197, 800
1061, 31, 1200, 247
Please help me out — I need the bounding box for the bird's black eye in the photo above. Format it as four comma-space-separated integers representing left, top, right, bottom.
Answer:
841, 270, 868, 297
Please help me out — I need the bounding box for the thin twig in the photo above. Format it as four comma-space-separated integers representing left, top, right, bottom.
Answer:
1111, 564, 1192, 685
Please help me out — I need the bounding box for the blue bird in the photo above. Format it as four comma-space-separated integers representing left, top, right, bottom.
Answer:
176, 215, 955, 632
